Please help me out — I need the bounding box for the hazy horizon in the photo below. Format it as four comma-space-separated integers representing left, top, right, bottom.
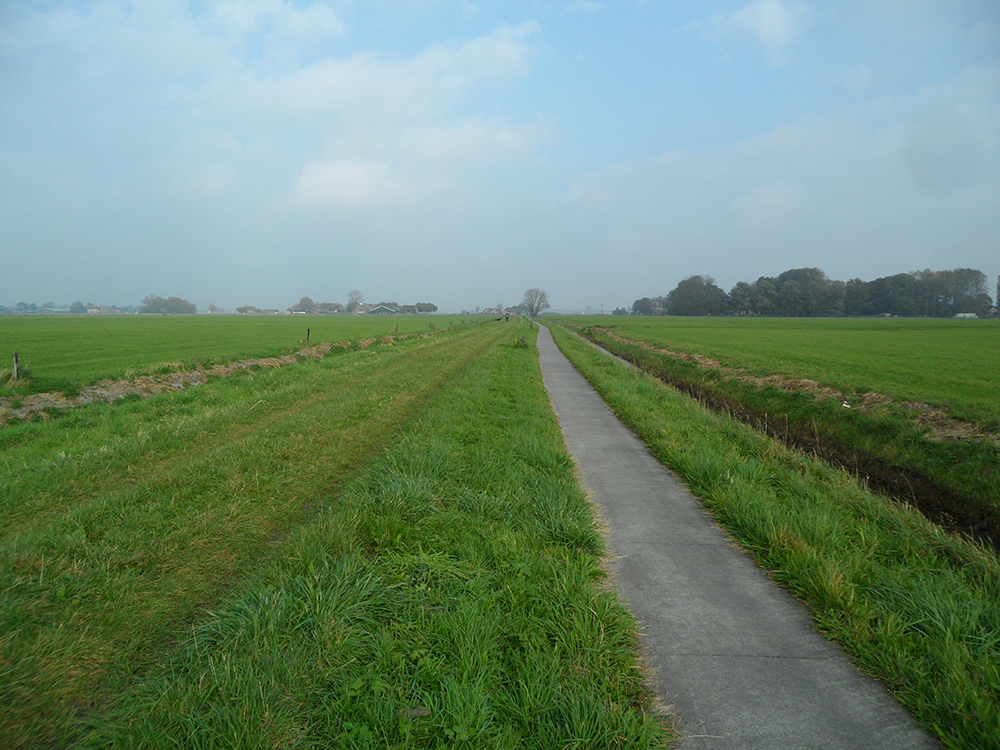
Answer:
2, 1, 998, 314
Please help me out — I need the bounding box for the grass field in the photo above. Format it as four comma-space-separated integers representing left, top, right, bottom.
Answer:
5, 313, 999, 748
549, 322, 1000, 750
0, 314, 472, 396
556, 316, 1000, 430
0, 319, 670, 748
554, 316, 1000, 547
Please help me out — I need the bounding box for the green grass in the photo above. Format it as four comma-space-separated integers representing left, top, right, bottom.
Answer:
1, 319, 671, 749
549, 322, 1000, 750
556, 316, 1000, 545
0, 314, 472, 396
557, 316, 1000, 430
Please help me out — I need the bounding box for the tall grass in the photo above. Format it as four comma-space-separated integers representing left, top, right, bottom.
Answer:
549, 322, 1000, 750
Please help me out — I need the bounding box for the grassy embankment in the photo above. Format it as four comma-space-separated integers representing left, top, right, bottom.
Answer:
557, 316, 1000, 546
0, 314, 472, 397
549, 321, 1000, 750
1, 319, 670, 748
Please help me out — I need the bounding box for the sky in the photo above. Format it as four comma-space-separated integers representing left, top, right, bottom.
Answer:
1, 1, 998, 313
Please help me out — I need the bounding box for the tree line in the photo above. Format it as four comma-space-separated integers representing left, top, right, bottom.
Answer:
629, 268, 997, 318
237, 292, 439, 315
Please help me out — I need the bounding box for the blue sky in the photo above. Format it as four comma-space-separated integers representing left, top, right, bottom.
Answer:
2, 0, 998, 312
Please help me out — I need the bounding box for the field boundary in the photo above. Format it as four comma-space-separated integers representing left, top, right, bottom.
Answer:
561, 321, 1000, 549
0, 329, 451, 425
588, 326, 999, 447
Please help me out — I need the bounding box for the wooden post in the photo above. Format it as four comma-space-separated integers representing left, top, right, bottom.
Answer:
12, 352, 18, 381
306, 328, 311, 342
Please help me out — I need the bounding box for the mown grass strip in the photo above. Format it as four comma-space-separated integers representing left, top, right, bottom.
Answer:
549, 322, 1000, 750
0, 324, 504, 748
83, 328, 671, 749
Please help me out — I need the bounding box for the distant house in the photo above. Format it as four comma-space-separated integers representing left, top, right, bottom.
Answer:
369, 305, 399, 315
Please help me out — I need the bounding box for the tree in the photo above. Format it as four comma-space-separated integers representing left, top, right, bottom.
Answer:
944, 268, 988, 314
665, 275, 730, 316
729, 282, 755, 316
612, 307, 629, 316
843, 279, 870, 316
69, 301, 87, 314
632, 297, 656, 315
346, 290, 364, 313
139, 295, 196, 314
415, 302, 438, 313
290, 296, 316, 313
772, 268, 839, 317
868, 274, 918, 317
522, 288, 550, 317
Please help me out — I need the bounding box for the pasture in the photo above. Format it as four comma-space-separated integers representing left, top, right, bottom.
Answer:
0, 318, 669, 749
3, 313, 999, 748
561, 315, 1000, 430
0, 314, 470, 396
555, 315, 1000, 548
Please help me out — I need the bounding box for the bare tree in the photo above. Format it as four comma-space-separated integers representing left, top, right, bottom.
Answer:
522, 288, 550, 317
346, 289, 364, 313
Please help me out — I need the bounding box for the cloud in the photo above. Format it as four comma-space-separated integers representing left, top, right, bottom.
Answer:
559, 63, 1000, 286
1, 5, 545, 211
901, 113, 987, 193
892, 67, 1000, 194
209, 0, 348, 65
295, 160, 417, 208
276, 24, 545, 208
707, 0, 804, 66
734, 181, 805, 226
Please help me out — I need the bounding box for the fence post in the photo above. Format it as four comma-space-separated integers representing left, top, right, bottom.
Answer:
307, 328, 311, 342
12, 352, 18, 381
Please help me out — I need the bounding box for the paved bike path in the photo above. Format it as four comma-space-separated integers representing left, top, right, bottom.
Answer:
536, 325, 938, 749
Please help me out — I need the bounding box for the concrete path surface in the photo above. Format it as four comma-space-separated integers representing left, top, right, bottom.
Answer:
536, 325, 939, 750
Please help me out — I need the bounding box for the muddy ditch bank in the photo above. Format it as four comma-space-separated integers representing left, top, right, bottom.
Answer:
579, 327, 1000, 550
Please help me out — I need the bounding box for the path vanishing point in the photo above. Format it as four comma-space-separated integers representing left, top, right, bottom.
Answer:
536, 324, 940, 750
